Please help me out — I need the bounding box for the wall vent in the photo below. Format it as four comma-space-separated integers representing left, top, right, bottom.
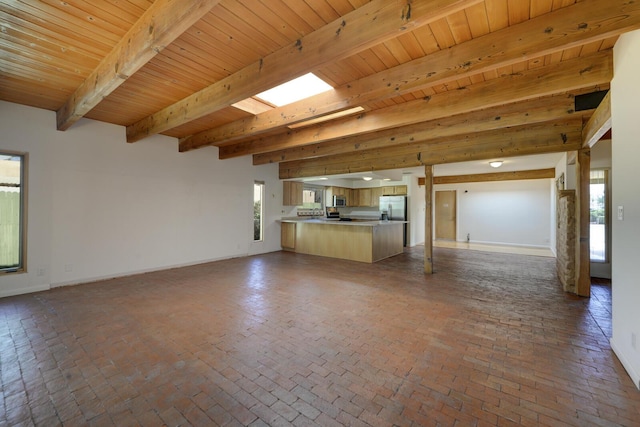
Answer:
575, 90, 608, 111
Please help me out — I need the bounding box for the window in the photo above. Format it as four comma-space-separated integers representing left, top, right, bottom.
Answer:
590, 169, 608, 262
253, 181, 264, 242
1, 152, 26, 272
299, 186, 324, 210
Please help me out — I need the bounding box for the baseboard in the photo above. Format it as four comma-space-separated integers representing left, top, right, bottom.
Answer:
465, 239, 550, 250
50, 253, 250, 289
0, 284, 50, 299
611, 337, 640, 390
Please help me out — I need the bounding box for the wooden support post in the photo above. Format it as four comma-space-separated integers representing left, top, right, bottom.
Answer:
425, 165, 434, 274
576, 149, 591, 297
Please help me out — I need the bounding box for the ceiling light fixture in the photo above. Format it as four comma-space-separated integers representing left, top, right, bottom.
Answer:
489, 161, 503, 168
362, 176, 373, 181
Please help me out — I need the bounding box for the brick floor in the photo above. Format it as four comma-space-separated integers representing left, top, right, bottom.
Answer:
1, 247, 638, 426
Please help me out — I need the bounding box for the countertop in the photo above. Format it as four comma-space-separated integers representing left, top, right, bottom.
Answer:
279, 218, 407, 227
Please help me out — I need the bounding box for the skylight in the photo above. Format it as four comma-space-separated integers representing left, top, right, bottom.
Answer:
255, 73, 333, 107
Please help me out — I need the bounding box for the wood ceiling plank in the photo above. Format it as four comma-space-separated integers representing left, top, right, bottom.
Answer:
485, 0, 509, 31
280, 0, 328, 29
7, 0, 121, 46
260, 0, 316, 35
198, 7, 271, 58
368, 44, 401, 69
396, 32, 426, 60
410, 26, 441, 55
56, 0, 221, 131
220, 51, 611, 158
278, 120, 583, 178
507, 0, 530, 25
447, 9, 473, 44
464, 2, 490, 37
379, 37, 414, 63
433, 168, 556, 184
224, 1, 293, 48
304, 0, 342, 23
126, 0, 484, 142
180, 0, 640, 151
249, 96, 578, 164
38, 0, 137, 33
530, 0, 553, 18
0, 9, 108, 61
429, 17, 457, 49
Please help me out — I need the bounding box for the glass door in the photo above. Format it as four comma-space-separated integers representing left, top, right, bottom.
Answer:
590, 169, 610, 278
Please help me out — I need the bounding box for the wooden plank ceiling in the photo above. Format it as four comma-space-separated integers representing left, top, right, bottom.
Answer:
2, 0, 636, 179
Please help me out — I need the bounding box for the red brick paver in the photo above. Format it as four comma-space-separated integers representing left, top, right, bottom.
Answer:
0, 247, 637, 426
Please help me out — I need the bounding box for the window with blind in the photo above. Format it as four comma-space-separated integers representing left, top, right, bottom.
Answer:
1, 152, 26, 273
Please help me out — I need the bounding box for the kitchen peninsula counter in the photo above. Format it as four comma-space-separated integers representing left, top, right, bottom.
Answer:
279, 218, 405, 263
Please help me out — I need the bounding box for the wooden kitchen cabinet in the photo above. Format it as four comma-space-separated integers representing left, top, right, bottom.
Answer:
283, 181, 303, 206
281, 222, 296, 250
358, 188, 372, 207
371, 187, 384, 207
382, 185, 407, 195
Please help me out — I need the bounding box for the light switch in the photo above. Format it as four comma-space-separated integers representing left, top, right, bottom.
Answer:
617, 205, 624, 221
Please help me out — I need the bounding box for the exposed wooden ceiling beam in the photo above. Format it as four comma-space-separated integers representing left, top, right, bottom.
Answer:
279, 119, 582, 179
56, 0, 221, 131
126, 0, 481, 143
582, 90, 611, 148
431, 168, 556, 185
180, 0, 640, 152
251, 96, 579, 165
222, 51, 611, 159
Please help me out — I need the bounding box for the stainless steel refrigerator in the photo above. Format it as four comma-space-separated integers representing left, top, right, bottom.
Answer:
379, 195, 408, 246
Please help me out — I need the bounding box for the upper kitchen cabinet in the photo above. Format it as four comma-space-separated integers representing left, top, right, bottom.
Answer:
357, 188, 372, 207
371, 187, 384, 207
382, 185, 408, 196
283, 181, 303, 206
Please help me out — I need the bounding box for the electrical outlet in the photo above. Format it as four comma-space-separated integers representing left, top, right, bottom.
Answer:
36, 268, 45, 277
64, 264, 73, 272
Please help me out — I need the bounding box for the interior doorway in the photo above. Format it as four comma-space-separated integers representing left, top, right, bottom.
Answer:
435, 190, 456, 240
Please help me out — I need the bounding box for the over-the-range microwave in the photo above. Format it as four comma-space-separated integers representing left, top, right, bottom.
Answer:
333, 195, 347, 207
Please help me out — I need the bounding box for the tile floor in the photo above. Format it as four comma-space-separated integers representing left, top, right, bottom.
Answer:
1, 247, 638, 426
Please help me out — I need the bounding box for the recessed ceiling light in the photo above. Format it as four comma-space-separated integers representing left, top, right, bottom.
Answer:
382, 178, 391, 181
489, 161, 503, 168
255, 73, 333, 107
362, 176, 373, 181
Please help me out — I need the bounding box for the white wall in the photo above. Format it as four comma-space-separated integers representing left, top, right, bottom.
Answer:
0, 101, 282, 297
434, 179, 552, 248
610, 30, 640, 389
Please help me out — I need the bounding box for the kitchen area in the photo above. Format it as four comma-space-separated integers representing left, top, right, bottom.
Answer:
280, 181, 409, 263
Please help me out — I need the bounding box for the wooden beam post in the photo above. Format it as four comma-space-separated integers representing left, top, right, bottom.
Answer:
425, 165, 434, 274
582, 91, 611, 148
576, 149, 591, 297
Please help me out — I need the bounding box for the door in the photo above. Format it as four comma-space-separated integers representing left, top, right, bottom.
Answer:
435, 191, 456, 240
590, 169, 611, 278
